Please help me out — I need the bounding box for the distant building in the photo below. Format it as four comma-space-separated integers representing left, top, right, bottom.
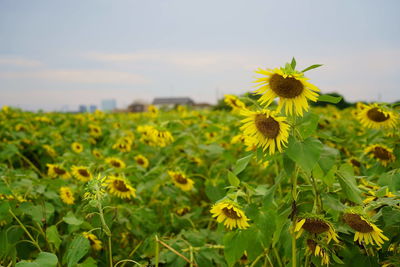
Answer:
101, 99, 117, 111
127, 103, 146, 112
152, 97, 195, 109
79, 105, 87, 113
89, 105, 97, 113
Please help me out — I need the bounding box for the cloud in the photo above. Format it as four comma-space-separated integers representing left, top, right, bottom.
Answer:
0, 56, 43, 67
0, 69, 148, 84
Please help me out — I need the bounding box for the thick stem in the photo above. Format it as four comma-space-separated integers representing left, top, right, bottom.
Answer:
291, 167, 299, 267
9, 209, 42, 252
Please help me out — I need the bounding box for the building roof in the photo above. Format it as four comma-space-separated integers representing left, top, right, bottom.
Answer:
152, 97, 195, 105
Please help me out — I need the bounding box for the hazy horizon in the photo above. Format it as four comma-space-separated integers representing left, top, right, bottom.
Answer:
1, 0, 400, 111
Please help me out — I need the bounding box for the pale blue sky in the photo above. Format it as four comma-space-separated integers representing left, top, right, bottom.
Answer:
1, 0, 399, 111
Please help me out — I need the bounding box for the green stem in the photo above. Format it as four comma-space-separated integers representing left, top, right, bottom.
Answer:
273, 247, 283, 267
291, 167, 299, 267
97, 202, 112, 267
155, 235, 160, 267
9, 209, 42, 252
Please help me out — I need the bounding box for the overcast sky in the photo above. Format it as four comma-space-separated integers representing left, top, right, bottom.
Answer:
1, 0, 399, 111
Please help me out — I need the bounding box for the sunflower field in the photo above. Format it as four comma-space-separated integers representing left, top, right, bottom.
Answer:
1, 60, 400, 267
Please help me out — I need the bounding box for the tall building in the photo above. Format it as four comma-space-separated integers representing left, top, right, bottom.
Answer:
89, 105, 97, 113
101, 99, 116, 111
79, 105, 87, 113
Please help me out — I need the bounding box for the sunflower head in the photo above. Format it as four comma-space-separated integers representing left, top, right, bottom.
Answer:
240, 109, 290, 155
224, 95, 247, 112
356, 103, 398, 129
210, 200, 250, 230
168, 171, 194, 191
71, 142, 84, 153
83, 232, 102, 251
306, 239, 330, 265
365, 144, 396, 166
294, 214, 339, 244
107, 176, 136, 199
71, 165, 92, 182
134, 155, 149, 169
47, 164, 71, 179
254, 62, 320, 116
105, 157, 126, 169
59, 186, 75, 205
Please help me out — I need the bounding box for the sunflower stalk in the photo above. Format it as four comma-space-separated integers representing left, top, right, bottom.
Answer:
96, 201, 112, 267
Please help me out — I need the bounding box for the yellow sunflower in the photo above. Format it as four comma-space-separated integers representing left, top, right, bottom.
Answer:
168, 171, 194, 191
107, 176, 136, 199
306, 239, 330, 265
254, 67, 319, 116
294, 217, 339, 243
59, 186, 74, 205
210, 200, 250, 230
134, 155, 149, 169
43, 145, 57, 157
240, 109, 290, 155
365, 144, 396, 166
224, 94, 247, 112
147, 105, 159, 117
83, 232, 102, 251
343, 213, 389, 247
105, 157, 126, 169
71, 142, 84, 153
112, 141, 132, 152
47, 164, 71, 179
92, 149, 102, 159
71, 165, 92, 182
88, 124, 102, 138
356, 103, 398, 129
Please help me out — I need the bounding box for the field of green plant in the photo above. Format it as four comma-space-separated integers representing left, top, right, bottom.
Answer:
1, 61, 399, 267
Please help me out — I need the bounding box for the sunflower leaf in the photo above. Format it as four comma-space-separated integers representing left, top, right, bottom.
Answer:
337, 164, 363, 204
318, 94, 342, 104
290, 57, 297, 69
233, 153, 253, 175
227, 171, 240, 187
285, 137, 323, 174
301, 64, 323, 73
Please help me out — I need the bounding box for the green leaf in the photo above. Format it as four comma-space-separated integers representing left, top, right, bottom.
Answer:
317, 145, 339, 174
301, 64, 323, 73
318, 94, 342, 104
16, 252, 58, 267
77, 257, 97, 267
227, 171, 240, 187
63, 211, 83, 225
223, 231, 251, 267
286, 137, 323, 173
297, 113, 319, 139
332, 254, 344, 264
290, 57, 296, 69
233, 153, 253, 175
46, 225, 62, 250
64, 235, 90, 267
337, 164, 362, 204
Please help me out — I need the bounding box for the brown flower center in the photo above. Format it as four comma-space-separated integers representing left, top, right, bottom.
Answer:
222, 207, 241, 219
373, 147, 391, 160
255, 114, 280, 138
54, 167, 66, 175
78, 169, 90, 177
350, 159, 361, 168
302, 218, 330, 234
136, 158, 144, 165
113, 180, 130, 192
367, 108, 390, 122
174, 174, 188, 184
111, 160, 121, 168
343, 213, 373, 233
269, 74, 304, 98
306, 239, 317, 252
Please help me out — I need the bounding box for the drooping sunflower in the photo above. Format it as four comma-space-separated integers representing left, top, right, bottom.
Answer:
240, 109, 290, 155
83, 232, 102, 251
365, 144, 396, 166
107, 176, 136, 199
71, 142, 84, 153
254, 67, 319, 116
356, 103, 398, 129
168, 171, 194, 191
71, 165, 92, 182
134, 155, 149, 169
294, 216, 339, 244
105, 157, 126, 169
59, 186, 75, 205
47, 164, 71, 179
224, 94, 247, 112
210, 200, 250, 230
343, 212, 389, 247
306, 239, 330, 265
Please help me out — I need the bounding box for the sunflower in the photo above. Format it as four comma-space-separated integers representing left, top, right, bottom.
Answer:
175, 206, 191, 216
112, 141, 132, 152
47, 164, 71, 179
105, 157, 126, 169
294, 216, 339, 244
107, 176, 136, 199
147, 105, 158, 117
71, 142, 83, 153
240, 109, 290, 155
224, 94, 246, 112
71, 165, 92, 182
88, 124, 102, 138
343, 213, 389, 247
210, 200, 250, 230
92, 149, 102, 159
365, 144, 396, 166
306, 239, 330, 265
134, 155, 149, 169
43, 145, 57, 157
59, 186, 74, 205
254, 67, 319, 116
168, 171, 194, 191
356, 103, 398, 129
83, 232, 102, 251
